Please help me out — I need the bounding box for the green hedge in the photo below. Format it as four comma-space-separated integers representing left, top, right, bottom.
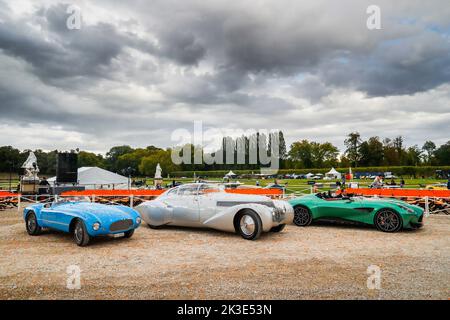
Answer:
169, 166, 450, 178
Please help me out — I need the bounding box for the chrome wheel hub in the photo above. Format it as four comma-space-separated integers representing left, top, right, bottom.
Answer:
27, 217, 35, 231
75, 225, 83, 242
240, 215, 255, 236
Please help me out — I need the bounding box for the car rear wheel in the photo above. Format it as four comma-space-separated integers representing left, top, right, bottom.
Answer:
293, 205, 312, 226
374, 209, 402, 232
124, 229, 134, 238
73, 220, 90, 246
235, 209, 262, 240
270, 224, 286, 232
26, 212, 42, 235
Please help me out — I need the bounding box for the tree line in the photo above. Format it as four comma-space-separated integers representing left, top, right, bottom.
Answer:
0, 131, 448, 176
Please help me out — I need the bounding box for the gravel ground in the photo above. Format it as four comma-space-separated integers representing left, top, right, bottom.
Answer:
0, 206, 449, 300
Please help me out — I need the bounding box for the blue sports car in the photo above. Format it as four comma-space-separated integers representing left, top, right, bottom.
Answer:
23, 196, 142, 246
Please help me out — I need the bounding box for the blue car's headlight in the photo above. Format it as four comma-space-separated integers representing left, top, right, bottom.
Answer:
136, 217, 141, 224
93, 222, 101, 231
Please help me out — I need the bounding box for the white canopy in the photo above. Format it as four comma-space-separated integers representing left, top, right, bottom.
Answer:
225, 170, 237, 177
325, 167, 342, 179
48, 167, 129, 190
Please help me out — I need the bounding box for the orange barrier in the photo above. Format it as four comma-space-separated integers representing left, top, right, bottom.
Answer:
0, 191, 18, 197
344, 188, 450, 198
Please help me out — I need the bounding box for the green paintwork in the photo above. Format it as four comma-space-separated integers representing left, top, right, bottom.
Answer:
288, 194, 424, 229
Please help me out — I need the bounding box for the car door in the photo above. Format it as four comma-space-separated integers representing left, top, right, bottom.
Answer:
344, 197, 380, 224
170, 185, 200, 225
317, 197, 363, 221
40, 203, 70, 232
196, 185, 220, 222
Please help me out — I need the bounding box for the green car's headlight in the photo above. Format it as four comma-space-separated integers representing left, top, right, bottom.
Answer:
93, 222, 101, 231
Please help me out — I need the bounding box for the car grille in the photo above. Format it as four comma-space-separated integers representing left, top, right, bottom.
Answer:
272, 208, 285, 222
110, 219, 133, 232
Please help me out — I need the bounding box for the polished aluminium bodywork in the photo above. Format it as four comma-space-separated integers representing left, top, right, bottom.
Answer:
289, 194, 424, 230
23, 199, 141, 237
136, 183, 293, 234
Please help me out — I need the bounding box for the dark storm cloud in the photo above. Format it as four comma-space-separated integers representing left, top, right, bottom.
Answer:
317, 33, 450, 97
91, 0, 450, 98
0, 3, 151, 85
158, 31, 206, 65
2, 1, 448, 97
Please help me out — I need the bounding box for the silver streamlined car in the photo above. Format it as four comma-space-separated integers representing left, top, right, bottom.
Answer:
135, 183, 294, 240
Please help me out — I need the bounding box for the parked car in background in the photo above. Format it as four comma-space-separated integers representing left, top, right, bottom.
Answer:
264, 183, 286, 191
289, 193, 424, 232
24, 197, 141, 246
425, 183, 448, 190
384, 172, 398, 179
136, 183, 293, 240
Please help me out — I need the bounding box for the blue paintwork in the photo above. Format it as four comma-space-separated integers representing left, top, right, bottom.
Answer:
23, 201, 141, 237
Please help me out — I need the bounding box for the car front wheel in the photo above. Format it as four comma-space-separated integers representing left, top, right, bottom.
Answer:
73, 220, 90, 246
270, 224, 286, 232
374, 209, 402, 232
293, 205, 312, 226
26, 212, 42, 235
235, 209, 262, 240
124, 229, 134, 238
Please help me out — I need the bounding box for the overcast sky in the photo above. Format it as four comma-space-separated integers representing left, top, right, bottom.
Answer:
0, 0, 449, 154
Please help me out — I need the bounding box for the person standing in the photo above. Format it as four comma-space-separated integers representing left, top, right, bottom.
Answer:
38, 177, 50, 195
371, 175, 383, 189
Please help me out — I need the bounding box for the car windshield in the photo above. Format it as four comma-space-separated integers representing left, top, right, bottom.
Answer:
198, 184, 223, 195
56, 196, 91, 203
177, 185, 199, 196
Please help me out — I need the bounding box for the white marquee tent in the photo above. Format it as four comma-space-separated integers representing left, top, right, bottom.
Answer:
224, 170, 237, 178
48, 167, 129, 190
325, 167, 342, 180
305, 173, 315, 179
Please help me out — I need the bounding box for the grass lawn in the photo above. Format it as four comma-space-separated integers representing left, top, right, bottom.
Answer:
0, 172, 19, 191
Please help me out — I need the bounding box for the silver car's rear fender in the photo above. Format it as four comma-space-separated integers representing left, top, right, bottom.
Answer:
203, 203, 274, 232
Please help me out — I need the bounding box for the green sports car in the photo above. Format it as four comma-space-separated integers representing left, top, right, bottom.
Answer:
289, 193, 424, 232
